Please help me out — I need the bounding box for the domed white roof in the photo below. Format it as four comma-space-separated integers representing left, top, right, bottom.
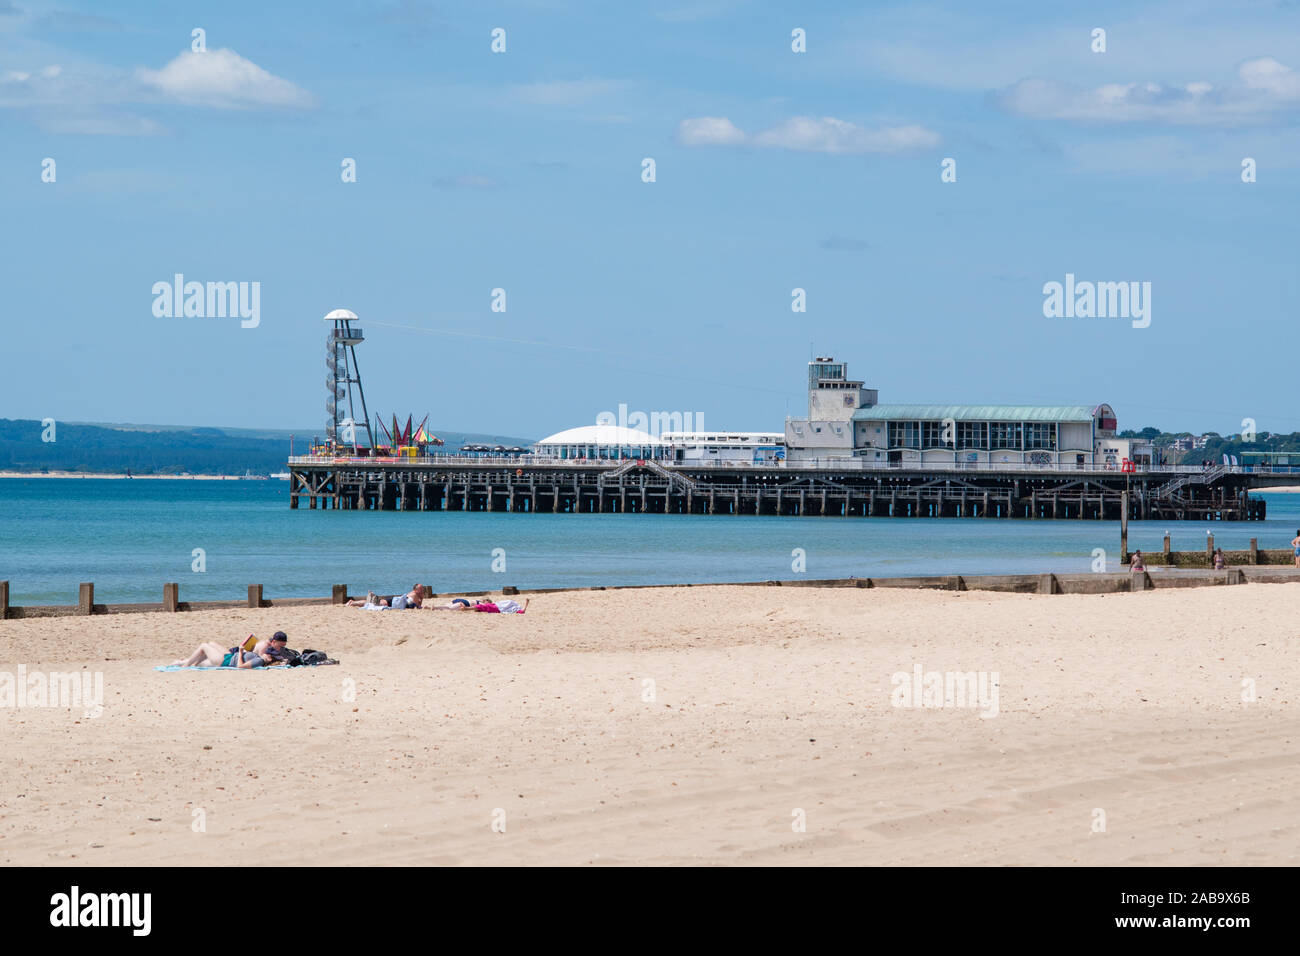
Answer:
536, 424, 663, 446
324, 308, 358, 320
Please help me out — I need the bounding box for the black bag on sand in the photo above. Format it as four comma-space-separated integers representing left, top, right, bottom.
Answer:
297, 649, 338, 666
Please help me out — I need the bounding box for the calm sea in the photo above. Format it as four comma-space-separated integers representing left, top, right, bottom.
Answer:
2, 478, 1298, 605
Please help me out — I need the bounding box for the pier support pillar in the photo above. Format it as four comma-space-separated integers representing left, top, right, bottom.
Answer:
79, 582, 94, 616
163, 582, 179, 612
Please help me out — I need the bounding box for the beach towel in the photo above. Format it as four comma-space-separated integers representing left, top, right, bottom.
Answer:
153, 664, 282, 672
154, 659, 337, 672
496, 599, 525, 614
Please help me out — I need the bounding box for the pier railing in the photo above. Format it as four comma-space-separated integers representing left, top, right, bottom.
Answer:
287, 455, 1288, 477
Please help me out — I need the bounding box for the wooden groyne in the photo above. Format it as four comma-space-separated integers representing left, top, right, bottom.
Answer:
1125, 534, 1298, 567
287, 456, 1276, 521
5, 567, 1299, 620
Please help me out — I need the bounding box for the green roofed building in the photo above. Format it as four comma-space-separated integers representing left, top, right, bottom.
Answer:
785, 358, 1153, 469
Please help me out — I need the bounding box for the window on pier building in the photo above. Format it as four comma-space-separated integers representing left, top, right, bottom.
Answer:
809, 363, 845, 388
989, 421, 1022, 449
1024, 423, 1057, 450
887, 421, 920, 449
958, 422, 988, 449
921, 421, 950, 449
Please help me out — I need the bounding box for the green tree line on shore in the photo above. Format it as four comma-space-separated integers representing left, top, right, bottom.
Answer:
1120, 427, 1300, 464
0, 419, 536, 475
0, 419, 291, 474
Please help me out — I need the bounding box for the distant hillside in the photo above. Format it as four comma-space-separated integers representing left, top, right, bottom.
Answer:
0, 419, 536, 475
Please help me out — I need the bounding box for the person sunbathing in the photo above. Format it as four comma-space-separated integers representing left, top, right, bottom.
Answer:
346, 585, 425, 609
171, 642, 281, 668
428, 597, 528, 613
428, 597, 474, 610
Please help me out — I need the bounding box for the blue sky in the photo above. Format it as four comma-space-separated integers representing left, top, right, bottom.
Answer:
2, 0, 1299, 440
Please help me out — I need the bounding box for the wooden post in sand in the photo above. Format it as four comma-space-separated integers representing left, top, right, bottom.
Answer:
0, 580, 8, 620
78, 583, 94, 615
332, 585, 348, 605
163, 583, 179, 612
1206, 533, 1215, 564
1250, 538, 1259, 565
1120, 492, 1129, 561
247, 585, 264, 608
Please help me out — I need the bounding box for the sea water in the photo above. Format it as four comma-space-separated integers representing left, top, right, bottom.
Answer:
1, 478, 1298, 604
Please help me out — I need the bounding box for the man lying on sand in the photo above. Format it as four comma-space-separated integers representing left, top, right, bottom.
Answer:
171, 630, 294, 668
172, 643, 281, 668
346, 585, 425, 609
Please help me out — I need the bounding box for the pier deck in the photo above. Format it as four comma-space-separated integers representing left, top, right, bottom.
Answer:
287, 457, 1285, 520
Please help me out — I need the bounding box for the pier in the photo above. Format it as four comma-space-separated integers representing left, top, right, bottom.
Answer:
286, 456, 1282, 520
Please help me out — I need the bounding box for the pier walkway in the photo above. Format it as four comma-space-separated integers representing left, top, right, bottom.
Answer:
287, 456, 1293, 520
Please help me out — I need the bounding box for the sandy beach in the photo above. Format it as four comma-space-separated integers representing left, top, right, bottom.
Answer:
2, 583, 1298, 866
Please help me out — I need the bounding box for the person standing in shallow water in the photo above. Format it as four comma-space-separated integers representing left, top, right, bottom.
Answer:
1129, 550, 1145, 573
1292, 530, 1300, 568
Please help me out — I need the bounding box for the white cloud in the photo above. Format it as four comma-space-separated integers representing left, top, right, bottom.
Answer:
677, 116, 745, 146
137, 48, 315, 109
998, 57, 1300, 125
0, 46, 314, 133
678, 115, 940, 154
754, 116, 940, 154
